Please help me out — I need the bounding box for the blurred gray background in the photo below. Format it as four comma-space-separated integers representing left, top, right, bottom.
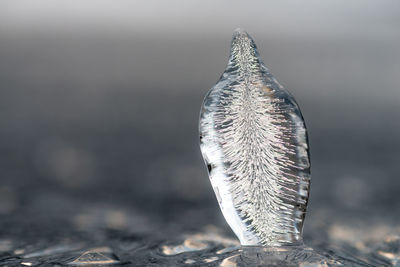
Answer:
0, 0, 399, 257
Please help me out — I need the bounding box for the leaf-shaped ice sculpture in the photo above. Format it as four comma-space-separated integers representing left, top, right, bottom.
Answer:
199, 29, 311, 246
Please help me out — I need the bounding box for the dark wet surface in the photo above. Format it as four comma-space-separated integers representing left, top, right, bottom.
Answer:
1, 1, 400, 265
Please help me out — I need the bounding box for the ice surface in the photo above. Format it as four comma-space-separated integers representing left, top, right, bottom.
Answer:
199, 29, 311, 246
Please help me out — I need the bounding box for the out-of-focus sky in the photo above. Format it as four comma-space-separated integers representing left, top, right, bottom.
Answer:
1, 1, 399, 38
1, 0, 398, 114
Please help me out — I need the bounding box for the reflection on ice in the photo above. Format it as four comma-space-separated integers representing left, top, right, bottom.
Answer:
159, 230, 350, 266
161, 230, 239, 256
220, 245, 342, 267
162, 239, 208, 256
217, 246, 241, 255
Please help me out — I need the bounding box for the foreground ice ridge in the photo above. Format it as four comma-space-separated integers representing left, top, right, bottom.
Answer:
199, 29, 311, 246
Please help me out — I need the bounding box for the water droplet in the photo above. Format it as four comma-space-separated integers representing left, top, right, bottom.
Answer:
199, 29, 311, 246
68, 247, 119, 265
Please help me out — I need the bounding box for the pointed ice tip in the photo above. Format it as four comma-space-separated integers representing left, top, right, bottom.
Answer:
232, 28, 250, 40
233, 28, 246, 34
229, 29, 260, 70
230, 28, 257, 51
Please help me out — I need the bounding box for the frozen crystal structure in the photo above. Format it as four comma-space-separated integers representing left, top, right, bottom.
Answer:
199, 29, 311, 246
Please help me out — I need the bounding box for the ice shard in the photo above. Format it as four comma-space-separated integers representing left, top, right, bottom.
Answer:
199, 29, 311, 246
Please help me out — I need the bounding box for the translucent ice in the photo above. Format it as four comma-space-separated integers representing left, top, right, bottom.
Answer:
68, 247, 119, 265
199, 29, 311, 246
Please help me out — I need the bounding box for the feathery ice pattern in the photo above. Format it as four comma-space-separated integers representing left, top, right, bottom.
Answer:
199, 29, 311, 246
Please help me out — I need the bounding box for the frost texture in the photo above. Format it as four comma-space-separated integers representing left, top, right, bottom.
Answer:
199, 29, 311, 246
